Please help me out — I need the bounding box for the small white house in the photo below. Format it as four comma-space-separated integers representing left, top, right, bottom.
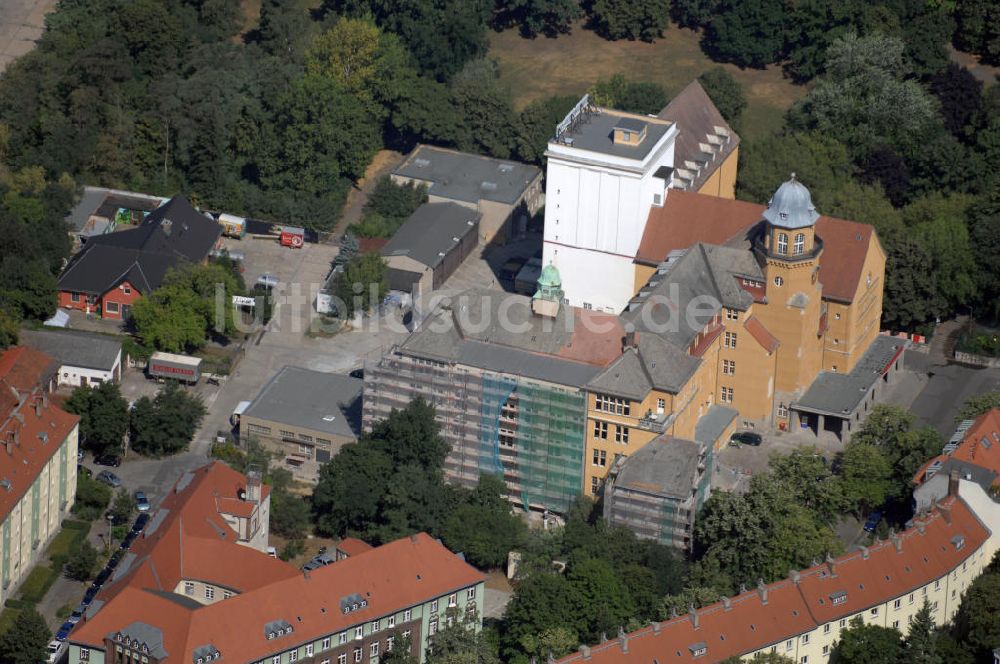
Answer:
20, 329, 122, 388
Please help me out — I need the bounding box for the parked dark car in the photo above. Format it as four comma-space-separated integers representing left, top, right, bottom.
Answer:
96, 470, 121, 487
729, 431, 764, 447
349, 368, 364, 380
55, 621, 74, 641
131, 513, 150, 534
94, 568, 111, 586
864, 511, 883, 533
67, 604, 85, 624
94, 454, 122, 467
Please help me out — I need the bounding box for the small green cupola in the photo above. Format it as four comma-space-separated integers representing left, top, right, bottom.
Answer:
532, 262, 564, 318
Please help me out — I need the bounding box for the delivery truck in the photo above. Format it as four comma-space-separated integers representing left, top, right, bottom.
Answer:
147, 352, 202, 384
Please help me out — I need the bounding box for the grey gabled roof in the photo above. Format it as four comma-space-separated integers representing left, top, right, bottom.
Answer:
107, 621, 168, 659
381, 202, 480, 270
793, 336, 905, 416
586, 334, 700, 399
613, 436, 704, 500
19, 329, 121, 371
243, 366, 363, 439
695, 405, 738, 447
394, 145, 541, 206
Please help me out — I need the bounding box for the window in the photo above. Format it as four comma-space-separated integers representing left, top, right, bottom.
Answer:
722, 359, 735, 375
300, 444, 312, 457
908, 593, 915, 605
777, 404, 789, 419
185, 582, 195, 596
105, 301, 120, 313
290, 650, 298, 662
801, 635, 809, 645
656, 398, 666, 411
595, 394, 630, 415
793, 233, 805, 255
592, 449, 607, 467
247, 423, 271, 435
205, 586, 215, 600
223, 591, 232, 600
322, 638, 331, 651
823, 646, 830, 656
340, 633, 348, 645
870, 608, 879, 617
593, 421, 608, 439
934, 580, 940, 591
338, 656, 347, 664
583, 302, 593, 310
653, 193, 662, 206
725, 308, 739, 320
785, 639, 793, 651
404, 610, 412, 622
354, 649, 362, 663
124, 286, 131, 295
720, 387, 734, 403
403, 631, 411, 639
80, 649, 90, 662
71, 292, 81, 303
615, 426, 629, 444
370, 643, 379, 657
448, 593, 457, 607
386, 637, 395, 652
273, 657, 281, 664
893, 599, 901, 610
839, 619, 847, 629
800, 657, 808, 664
371, 620, 380, 633
355, 627, 363, 640
892, 620, 899, 629
429, 619, 438, 636
280, 430, 295, 438
431, 600, 438, 613
467, 587, 476, 600
777, 233, 788, 255
823, 624, 830, 634
834, 312, 841, 320
724, 332, 737, 348
388, 616, 395, 629
774, 276, 784, 287
591, 476, 599, 494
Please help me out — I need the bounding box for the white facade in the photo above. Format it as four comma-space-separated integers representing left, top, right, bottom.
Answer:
543, 118, 677, 312
56, 358, 121, 388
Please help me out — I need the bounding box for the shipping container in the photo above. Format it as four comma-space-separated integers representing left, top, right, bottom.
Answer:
147, 352, 202, 384
218, 213, 247, 239
280, 226, 305, 248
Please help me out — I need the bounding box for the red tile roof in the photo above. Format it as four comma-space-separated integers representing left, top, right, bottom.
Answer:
560, 310, 627, 366
914, 409, 1000, 487
635, 191, 879, 304
557, 495, 988, 664
744, 316, 780, 354
0, 392, 79, 523
0, 346, 58, 394
72, 463, 484, 664
337, 537, 374, 557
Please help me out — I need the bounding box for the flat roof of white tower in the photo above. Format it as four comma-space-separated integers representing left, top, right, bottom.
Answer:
551, 108, 672, 160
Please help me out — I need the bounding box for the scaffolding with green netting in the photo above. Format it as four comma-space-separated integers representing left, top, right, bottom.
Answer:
479, 374, 517, 477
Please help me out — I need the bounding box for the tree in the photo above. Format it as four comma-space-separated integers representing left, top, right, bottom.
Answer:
851, 405, 942, 500
590, 74, 667, 115
788, 32, 937, 158
426, 609, 499, 664
859, 146, 910, 207
73, 473, 113, 521
0, 306, 18, 349
381, 634, 419, 664
587, 0, 670, 42
928, 64, 983, 138
130, 283, 212, 352
953, 0, 1000, 65
63, 382, 130, 456
64, 540, 100, 581
442, 475, 527, 568
704, 0, 786, 68
501, 572, 582, 660
129, 382, 206, 457
721, 654, 795, 664
830, 617, 904, 664
270, 486, 311, 538
956, 392, 1000, 421
905, 601, 942, 664
697, 68, 746, 130
493, 0, 581, 38
313, 443, 394, 537
967, 188, 1000, 319
836, 442, 893, 513
109, 487, 136, 525
737, 132, 855, 208
447, 59, 521, 160
350, 177, 428, 238
0, 608, 50, 664
515, 95, 577, 165
881, 233, 945, 331
952, 568, 1000, 660
767, 447, 850, 523
333, 251, 388, 319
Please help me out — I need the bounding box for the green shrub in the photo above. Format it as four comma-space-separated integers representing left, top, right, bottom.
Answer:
2, 598, 29, 610
280, 539, 305, 561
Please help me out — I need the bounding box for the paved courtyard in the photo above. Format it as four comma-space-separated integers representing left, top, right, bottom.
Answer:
0, 0, 56, 73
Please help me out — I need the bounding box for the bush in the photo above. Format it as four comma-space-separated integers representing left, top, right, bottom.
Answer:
348, 177, 427, 239
2, 599, 30, 610
64, 541, 99, 582
73, 474, 112, 521
280, 539, 305, 561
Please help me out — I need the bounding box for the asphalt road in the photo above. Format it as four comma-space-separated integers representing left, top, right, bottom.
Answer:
907, 350, 1000, 436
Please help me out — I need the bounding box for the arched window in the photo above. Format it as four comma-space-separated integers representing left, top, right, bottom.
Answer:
777, 233, 788, 255
793, 233, 805, 255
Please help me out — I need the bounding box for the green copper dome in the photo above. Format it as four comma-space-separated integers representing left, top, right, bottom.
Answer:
538, 262, 562, 288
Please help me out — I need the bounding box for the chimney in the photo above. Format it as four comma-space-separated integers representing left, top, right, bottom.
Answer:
618, 626, 629, 654
34, 400, 42, 418
826, 553, 837, 577
42, 393, 48, 410
890, 529, 902, 553
860, 546, 869, 560
757, 579, 768, 605
940, 503, 952, 525
917, 520, 926, 535
4, 440, 11, 455
651, 622, 661, 635
790, 569, 801, 584
579, 646, 591, 660
721, 596, 732, 611
622, 331, 638, 352
10, 429, 18, 447
688, 605, 699, 629
948, 470, 960, 498
600, 633, 608, 644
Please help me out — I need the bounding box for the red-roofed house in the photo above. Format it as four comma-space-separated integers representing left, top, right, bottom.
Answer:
914, 410, 1000, 511
0, 347, 80, 606
67, 462, 485, 664
558, 477, 1000, 664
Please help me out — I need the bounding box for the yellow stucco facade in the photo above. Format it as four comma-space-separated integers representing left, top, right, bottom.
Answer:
821, 234, 886, 373
695, 147, 739, 199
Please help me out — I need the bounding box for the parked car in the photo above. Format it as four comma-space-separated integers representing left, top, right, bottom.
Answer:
134, 491, 150, 512
131, 513, 150, 534
77, 450, 84, 462
77, 464, 92, 478
46, 640, 66, 663
349, 368, 364, 380
729, 431, 764, 447
68, 604, 85, 624
82, 586, 99, 606
96, 470, 121, 487
863, 511, 883, 533
55, 621, 74, 641
94, 454, 122, 467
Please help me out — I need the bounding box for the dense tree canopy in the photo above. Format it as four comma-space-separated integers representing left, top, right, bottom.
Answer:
129, 382, 206, 457
64, 382, 130, 456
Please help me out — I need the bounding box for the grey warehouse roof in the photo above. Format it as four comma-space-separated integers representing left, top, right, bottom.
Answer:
20, 329, 121, 371
613, 436, 704, 500
793, 336, 905, 417
381, 202, 480, 270
552, 109, 672, 161
243, 366, 362, 439
394, 145, 541, 206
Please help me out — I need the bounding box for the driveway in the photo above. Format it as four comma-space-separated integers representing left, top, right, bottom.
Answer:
0, 0, 56, 73
907, 351, 1000, 436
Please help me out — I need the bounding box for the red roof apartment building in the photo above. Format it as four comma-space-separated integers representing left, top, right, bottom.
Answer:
67, 462, 485, 664
556, 475, 1000, 664
57, 196, 221, 320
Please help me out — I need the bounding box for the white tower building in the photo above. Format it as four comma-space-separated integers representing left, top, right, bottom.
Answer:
542, 96, 677, 312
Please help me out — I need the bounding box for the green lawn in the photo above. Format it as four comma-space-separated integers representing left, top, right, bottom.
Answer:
17, 565, 59, 604
46, 529, 80, 560
488, 22, 807, 141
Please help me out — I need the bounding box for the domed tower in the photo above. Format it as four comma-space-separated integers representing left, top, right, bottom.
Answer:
752, 175, 826, 401
532, 263, 564, 318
